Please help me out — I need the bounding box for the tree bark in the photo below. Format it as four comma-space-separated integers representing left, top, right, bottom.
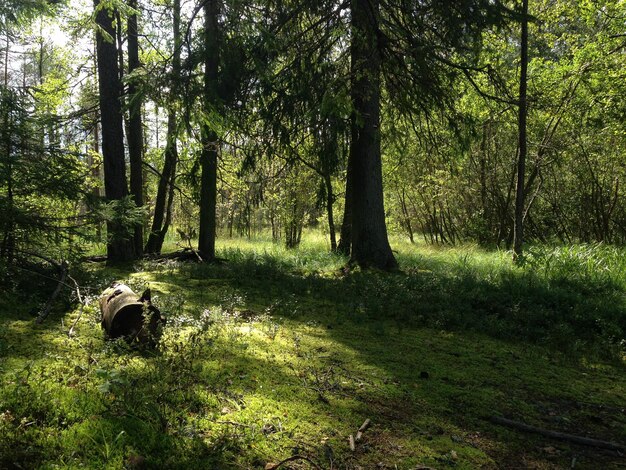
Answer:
348, 0, 397, 270
94, 0, 135, 263
399, 187, 414, 243
513, 0, 529, 261
337, 153, 353, 256
0, 94, 15, 263
127, 0, 144, 255
145, 0, 181, 254
197, 0, 220, 261
324, 173, 337, 251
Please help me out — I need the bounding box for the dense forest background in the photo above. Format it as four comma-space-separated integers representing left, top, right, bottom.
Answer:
2, 0, 625, 271
1, 2, 626, 468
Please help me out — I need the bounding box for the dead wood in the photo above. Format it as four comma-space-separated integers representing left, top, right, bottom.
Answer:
355, 418, 371, 442
82, 255, 108, 263
489, 416, 626, 452
67, 275, 86, 337
358, 418, 371, 433
265, 455, 322, 470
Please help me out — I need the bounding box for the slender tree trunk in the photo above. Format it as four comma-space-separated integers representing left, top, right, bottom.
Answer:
92, 121, 103, 240
1, 96, 14, 263
324, 173, 337, 251
1, 38, 14, 262
127, 0, 144, 255
145, 115, 178, 253
513, 0, 529, 261
198, 0, 220, 260
399, 188, 414, 243
91, 46, 103, 241
348, 0, 397, 270
337, 151, 353, 255
94, 0, 135, 263
161, 165, 177, 241
4, 32, 8, 87
145, 0, 181, 254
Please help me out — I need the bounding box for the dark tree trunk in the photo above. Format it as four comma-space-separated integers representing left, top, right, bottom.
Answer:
198, 0, 220, 261
348, 0, 397, 270
94, 0, 135, 263
337, 150, 353, 256
399, 188, 414, 243
0, 98, 15, 263
127, 0, 144, 255
513, 0, 529, 261
324, 173, 337, 251
145, 0, 181, 254
145, 115, 178, 254
92, 121, 102, 240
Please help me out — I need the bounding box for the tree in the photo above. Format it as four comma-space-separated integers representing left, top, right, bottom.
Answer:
197, 0, 220, 261
348, 0, 397, 269
513, 0, 529, 260
145, 0, 181, 254
127, 0, 145, 255
94, 0, 135, 262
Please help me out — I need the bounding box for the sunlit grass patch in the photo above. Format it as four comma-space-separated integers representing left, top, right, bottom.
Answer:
1, 235, 625, 468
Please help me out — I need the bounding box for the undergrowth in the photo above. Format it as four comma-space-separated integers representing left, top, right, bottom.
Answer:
0, 235, 624, 469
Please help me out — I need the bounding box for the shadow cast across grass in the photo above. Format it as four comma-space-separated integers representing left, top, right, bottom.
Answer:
1, 239, 625, 468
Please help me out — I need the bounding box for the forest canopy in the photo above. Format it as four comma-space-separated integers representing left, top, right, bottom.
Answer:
0, 0, 625, 268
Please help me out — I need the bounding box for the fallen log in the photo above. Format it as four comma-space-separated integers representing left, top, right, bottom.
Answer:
489, 416, 626, 452
99, 283, 166, 346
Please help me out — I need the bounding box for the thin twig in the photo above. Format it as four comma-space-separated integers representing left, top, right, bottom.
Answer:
265, 455, 322, 470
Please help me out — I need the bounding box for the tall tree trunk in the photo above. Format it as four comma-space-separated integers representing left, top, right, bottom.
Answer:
399, 188, 414, 243
127, 0, 144, 255
145, 0, 181, 254
198, 0, 220, 261
513, 0, 529, 261
324, 173, 337, 251
1, 38, 14, 262
91, 46, 103, 241
92, 121, 103, 240
94, 0, 135, 263
348, 0, 397, 270
1, 94, 15, 263
4, 32, 8, 87
337, 147, 354, 255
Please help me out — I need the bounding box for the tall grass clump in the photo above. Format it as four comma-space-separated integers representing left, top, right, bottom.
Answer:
115, 232, 626, 360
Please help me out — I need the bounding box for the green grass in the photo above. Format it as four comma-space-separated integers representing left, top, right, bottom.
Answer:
1, 234, 625, 469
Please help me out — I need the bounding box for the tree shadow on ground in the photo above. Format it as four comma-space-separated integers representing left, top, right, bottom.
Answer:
1, 248, 625, 468
115, 250, 626, 468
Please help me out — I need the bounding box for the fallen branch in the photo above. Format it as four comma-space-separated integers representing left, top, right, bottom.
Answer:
489, 416, 626, 452
68, 275, 86, 337
172, 231, 205, 262
36, 260, 68, 324
356, 418, 371, 441
349, 434, 355, 451
265, 455, 321, 470
82, 254, 108, 263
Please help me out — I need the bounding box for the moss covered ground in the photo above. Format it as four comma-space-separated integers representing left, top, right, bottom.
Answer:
1, 235, 625, 469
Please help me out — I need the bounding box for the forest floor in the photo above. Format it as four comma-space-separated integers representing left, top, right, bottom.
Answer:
1, 235, 625, 469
